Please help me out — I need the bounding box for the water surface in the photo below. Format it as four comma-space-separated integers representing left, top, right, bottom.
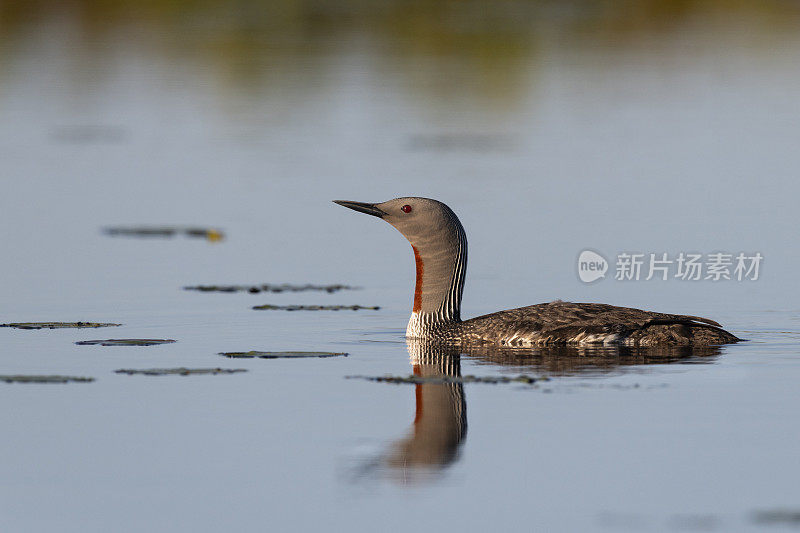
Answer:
1, 3, 799, 531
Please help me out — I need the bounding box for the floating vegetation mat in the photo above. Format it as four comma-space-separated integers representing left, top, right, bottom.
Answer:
252, 304, 379, 311
752, 509, 800, 526
220, 351, 348, 359
103, 226, 224, 242
51, 124, 127, 144
1, 375, 95, 384
1, 322, 122, 330
407, 133, 513, 152
75, 339, 176, 346
115, 368, 247, 376
345, 374, 546, 385
184, 283, 356, 294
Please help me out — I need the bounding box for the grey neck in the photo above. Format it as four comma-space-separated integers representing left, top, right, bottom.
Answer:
406, 214, 467, 337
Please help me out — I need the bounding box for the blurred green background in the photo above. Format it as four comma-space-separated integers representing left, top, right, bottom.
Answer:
3, 0, 800, 106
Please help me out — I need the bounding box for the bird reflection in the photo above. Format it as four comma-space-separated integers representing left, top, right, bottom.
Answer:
358, 340, 724, 483
383, 340, 467, 481
457, 342, 724, 376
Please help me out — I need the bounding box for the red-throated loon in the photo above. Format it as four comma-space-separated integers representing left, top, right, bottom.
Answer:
334, 197, 741, 346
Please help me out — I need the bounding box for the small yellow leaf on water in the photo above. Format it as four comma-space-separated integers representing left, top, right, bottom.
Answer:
206, 229, 224, 242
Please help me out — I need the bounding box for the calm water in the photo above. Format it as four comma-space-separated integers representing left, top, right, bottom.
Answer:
2, 3, 800, 531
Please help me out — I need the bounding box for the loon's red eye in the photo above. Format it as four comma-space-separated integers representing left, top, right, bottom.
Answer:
401, 205, 412, 213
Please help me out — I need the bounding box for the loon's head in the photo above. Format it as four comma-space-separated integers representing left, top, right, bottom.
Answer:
332, 197, 460, 247
334, 196, 467, 324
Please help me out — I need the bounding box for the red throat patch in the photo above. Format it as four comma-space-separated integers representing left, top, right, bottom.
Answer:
412, 245, 424, 312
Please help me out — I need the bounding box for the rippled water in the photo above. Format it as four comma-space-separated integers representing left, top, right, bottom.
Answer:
2, 3, 800, 531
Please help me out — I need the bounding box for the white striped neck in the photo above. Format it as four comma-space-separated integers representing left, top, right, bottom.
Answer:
407, 310, 458, 337
404, 208, 468, 338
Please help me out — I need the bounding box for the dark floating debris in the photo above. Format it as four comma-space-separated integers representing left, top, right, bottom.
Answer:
252, 304, 379, 311
51, 124, 127, 144
345, 374, 546, 385
107, 226, 177, 237
76, 339, 176, 346
1, 375, 95, 384
752, 509, 800, 526
115, 368, 247, 376
103, 226, 224, 242
184, 283, 357, 294
407, 133, 513, 152
1, 322, 122, 330
220, 351, 348, 359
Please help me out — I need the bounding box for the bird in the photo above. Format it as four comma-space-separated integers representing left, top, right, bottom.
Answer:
334, 197, 741, 347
